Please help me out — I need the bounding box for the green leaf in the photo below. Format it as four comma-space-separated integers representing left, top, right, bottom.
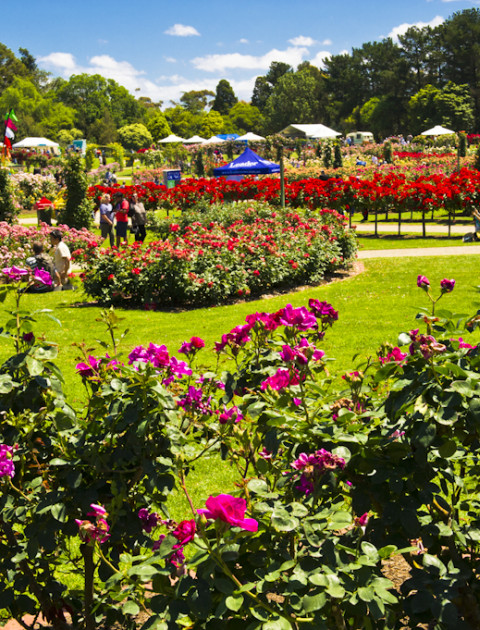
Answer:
438, 440, 457, 458
302, 592, 327, 612
361, 542, 379, 561
378, 545, 398, 559
422, 553, 446, 576
128, 564, 157, 579
449, 380, 474, 396
325, 576, 345, 599
51, 503, 67, 522
357, 586, 375, 602
122, 601, 140, 616
26, 356, 43, 376
271, 508, 299, 532
0, 374, 13, 393
261, 617, 291, 630
248, 479, 269, 495
225, 594, 244, 611
326, 511, 352, 529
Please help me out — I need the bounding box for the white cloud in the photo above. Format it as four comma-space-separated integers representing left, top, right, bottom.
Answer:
321, 38, 332, 46
38, 52, 77, 71
289, 35, 315, 46
164, 24, 200, 37
37, 50, 257, 105
310, 51, 332, 68
239, 38, 249, 44
164, 56, 177, 63
388, 15, 444, 41
192, 46, 309, 72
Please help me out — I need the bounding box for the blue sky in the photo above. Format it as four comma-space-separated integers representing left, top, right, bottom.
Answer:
2, 0, 478, 106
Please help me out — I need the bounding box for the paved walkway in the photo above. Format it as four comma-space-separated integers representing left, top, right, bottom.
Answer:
353, 221, 470, 236
358, 245, 480, 259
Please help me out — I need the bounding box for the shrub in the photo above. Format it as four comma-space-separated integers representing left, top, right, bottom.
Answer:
57, 154, 93, 230
83, 204, 357, 308
0, 168, 18, 223
1, 273, 480, 628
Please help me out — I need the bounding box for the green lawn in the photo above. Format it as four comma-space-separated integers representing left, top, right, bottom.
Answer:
2, 254, 479, 404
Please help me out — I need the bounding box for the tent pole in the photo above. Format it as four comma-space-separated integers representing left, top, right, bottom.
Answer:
280, 148, 285, 209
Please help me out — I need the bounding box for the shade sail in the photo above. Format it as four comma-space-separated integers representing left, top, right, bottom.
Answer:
158, 134, 186, 143
421, 125, 455, 136
13, 137, 59, 148
214, 147, 280, 176
281, 124, 341, 139
184, 135, 206, 143
237, 132, 266, 141
203, 136, 226, 144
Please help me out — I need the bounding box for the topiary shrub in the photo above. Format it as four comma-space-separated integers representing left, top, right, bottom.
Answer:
323, 142, 332, 168
0, 168, 19, 223
333, 143, 343, 168
57, 154, 93, 229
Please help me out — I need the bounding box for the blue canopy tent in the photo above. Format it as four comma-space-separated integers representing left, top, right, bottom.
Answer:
213, 147, 280, 177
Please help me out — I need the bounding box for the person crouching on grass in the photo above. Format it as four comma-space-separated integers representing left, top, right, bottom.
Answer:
114, 192, 129, 247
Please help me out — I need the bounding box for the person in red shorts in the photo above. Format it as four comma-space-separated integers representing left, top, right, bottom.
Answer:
114, 192, 129, 247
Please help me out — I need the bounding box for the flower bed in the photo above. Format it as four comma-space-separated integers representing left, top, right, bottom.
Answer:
82, 204, 357, 308
0, 222, 100, 269
89, 166, 480, 219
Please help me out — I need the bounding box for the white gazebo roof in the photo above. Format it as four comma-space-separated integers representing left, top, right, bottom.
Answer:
236, 132, 266, 141
281, 124, 341, 139
421, 125, 455, 136
203, 136, 226, 144
184, 135, 206, 144
158, 134, 186, 143
13, 136, 59, 148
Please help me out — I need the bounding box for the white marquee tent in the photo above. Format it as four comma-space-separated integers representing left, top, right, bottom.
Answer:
281, 124, 341, 139
13, 137, 60, 149
158, 134, 186, 143
421, 125, 455, 136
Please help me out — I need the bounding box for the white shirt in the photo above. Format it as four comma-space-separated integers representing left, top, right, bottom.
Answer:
54, 240, 71, 273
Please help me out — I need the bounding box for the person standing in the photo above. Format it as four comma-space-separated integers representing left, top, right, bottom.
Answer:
129, 193, 147, 243
114, 192, 129, 247
49, 229, 71, 288
99, 193, 114, 247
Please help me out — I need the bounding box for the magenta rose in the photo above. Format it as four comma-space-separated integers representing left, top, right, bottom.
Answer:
440, 278, 455, 293
198, 494, 258, 532
417, 275, 430, 290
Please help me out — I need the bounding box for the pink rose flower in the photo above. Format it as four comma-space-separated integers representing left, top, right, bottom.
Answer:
198, 494, 258, 532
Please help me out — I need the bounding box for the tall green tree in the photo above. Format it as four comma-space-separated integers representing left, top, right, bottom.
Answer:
0, 76, 76, 138
0, 43, 27, 93
438, 9, 480, 126
398, 26, 438, 94
146, 112, 172, 143
179, 90, 214, 114
263, 66, 326, 133
199, 110, 224, 137
408, 82, 474, 134
228, 101, 263, 133
251, 76, 272, 112
54, 74, 143, 138
212, 80, 238, 116
117, 123, 153, 151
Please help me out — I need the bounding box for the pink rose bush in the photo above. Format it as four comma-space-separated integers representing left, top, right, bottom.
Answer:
3, 268, 480, 629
